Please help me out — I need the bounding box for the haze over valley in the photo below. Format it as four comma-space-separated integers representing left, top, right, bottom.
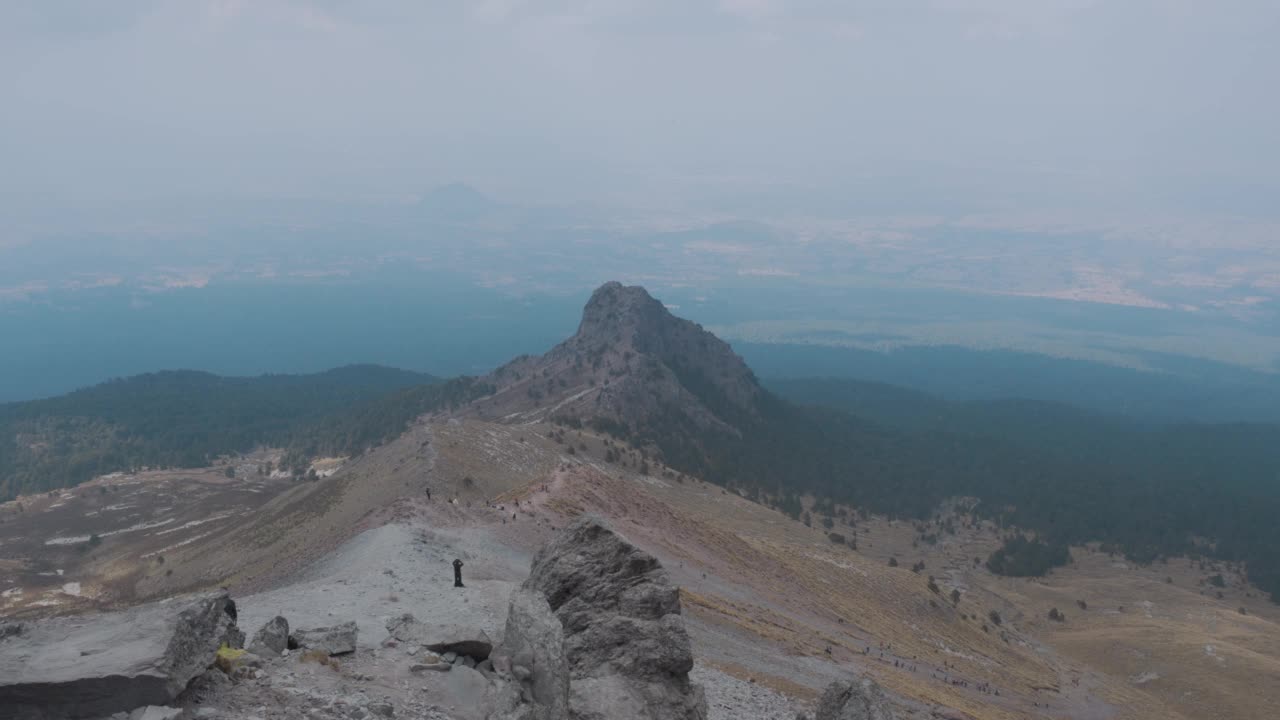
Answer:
3, 2, 1279, 720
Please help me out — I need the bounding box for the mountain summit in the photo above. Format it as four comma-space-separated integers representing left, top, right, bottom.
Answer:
472, 282, 762, 437
417, 182, 497, 220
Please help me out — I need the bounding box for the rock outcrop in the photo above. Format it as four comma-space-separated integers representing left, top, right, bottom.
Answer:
815, 677, 896, 720
521, 515, 706, 720
291, 621, 357, 656
0, 591, 238, 719
385, 614, 493, 661
248, 616, 290, 657
489, 589, 569, 720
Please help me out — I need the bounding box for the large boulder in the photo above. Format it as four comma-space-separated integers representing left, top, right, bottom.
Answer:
0, 591, 238, 719
247, 616, 289, 657
489, 589, 569, 720
815, 677, 896, 720
386, 614, 492, 661
522, 515, 705, 720
291, 621, 357, 656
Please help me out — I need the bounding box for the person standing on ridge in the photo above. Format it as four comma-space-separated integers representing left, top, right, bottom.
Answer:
452, 558, 464, 588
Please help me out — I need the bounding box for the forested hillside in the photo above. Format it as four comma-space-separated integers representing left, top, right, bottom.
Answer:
0, 366, 493, 500
594, 371, 1280, 601
739, 342, 1280, 424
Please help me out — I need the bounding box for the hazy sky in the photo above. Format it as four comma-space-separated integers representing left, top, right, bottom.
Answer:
2, 1, 1277, 219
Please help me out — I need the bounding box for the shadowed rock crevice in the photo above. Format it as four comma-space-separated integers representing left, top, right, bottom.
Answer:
0, 591, 239, 720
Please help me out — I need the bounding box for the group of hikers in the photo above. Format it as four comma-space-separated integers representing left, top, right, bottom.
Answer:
864, 643, 1004, 699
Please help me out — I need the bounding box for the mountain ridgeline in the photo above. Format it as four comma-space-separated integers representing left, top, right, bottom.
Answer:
473, 283, 1280, 601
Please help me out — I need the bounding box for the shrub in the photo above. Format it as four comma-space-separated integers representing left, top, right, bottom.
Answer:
215, 644, 247, 673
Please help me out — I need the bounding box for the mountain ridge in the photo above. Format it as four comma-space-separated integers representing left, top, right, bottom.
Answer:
461, 282, 1280, 601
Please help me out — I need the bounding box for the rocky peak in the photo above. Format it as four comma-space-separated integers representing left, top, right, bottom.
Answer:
573, 282, 673, 355
474, 282, 763, 438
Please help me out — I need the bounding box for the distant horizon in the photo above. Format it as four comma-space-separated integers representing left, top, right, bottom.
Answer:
7, 280, 1280, 427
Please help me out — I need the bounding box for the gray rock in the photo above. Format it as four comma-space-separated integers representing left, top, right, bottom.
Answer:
292, 622, 357, 656
443, 651, 458, 663
128, 707, 182, 720
248, 616, 289, 657
411, 662, 453, 673
490, 589, 569, 720
522, 516, 706, 720
445, 665, 491, 705
220, 625, 245, 651
386, 614, 492, 661
384, 614, 424, 643
491, 654, 512, 676
367, 701, 395, 717
814, 677, 896, 720
0, 591, 238, 719
177, 667, 233, 705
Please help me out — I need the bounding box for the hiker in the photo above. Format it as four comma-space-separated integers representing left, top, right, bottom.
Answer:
453, 558, 465, 588
426, 488, 432, 501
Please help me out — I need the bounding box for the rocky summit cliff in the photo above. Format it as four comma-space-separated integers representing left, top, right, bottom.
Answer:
471, 282, 763, 440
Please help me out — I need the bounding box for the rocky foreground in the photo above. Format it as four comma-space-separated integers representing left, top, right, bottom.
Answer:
1, 516, 895, 720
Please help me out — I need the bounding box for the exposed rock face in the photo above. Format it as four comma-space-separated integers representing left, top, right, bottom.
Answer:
489, 589, 569, 720
176, 667, 232, 706
522, 515, 706, 720
815, 677, 896, 720
474, 282, 762, 436
248, 616, 289, 657
385, 614, 493, 661
291, 621, 357, 656
0, 591, 237, 719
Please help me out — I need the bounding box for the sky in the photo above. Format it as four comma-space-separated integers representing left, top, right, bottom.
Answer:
2, 0, 1278, 222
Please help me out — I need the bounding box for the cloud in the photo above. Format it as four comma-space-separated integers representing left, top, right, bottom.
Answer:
717, 0, 779, 21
